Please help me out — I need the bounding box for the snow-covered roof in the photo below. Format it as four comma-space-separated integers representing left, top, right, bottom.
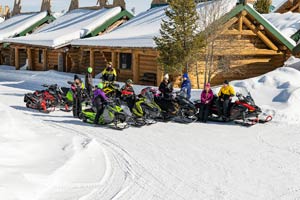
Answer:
262, 12, 300, 40
71, 0, 237, 48
5, 7, 122, 49
0, 12, 48, 42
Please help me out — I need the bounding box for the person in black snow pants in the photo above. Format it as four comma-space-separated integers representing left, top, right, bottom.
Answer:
85, 67, 94, 97
72, 75, 84, 118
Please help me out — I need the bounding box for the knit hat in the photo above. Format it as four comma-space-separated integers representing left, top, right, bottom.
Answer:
205, 83, 211, 88
126, 79, 133, 84
164, 74, 169, 80
74, 74, 80, 81
223, 80, 229, 84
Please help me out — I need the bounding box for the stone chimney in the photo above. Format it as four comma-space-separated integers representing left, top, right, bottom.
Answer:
11, 0, 21, 17
41, 0, 51, 12
68, 0, 79, 12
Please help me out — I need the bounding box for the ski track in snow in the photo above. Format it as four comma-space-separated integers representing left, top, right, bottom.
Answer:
1, 67, 300, 199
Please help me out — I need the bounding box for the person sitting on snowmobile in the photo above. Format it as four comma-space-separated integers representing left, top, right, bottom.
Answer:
121, 79, 136, 110
102, 62, 117, 82
85, 67, 94, 97
181, 73, 191, 100
159, 74, 173, 99
217, 80, 235, 119
93, 82, 108, 125
199, 83, 214, 123
72, 75, 85, 118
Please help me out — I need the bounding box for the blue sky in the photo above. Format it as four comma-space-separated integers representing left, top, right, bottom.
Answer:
0, 0, 152, 14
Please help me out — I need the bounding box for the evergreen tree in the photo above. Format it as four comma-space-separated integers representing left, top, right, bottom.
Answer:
254, 0, 272, 14
154, 0, 204, 74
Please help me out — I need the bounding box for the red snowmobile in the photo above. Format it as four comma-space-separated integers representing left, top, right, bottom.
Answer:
195, 88, 272, 126
24, 84, 69, 113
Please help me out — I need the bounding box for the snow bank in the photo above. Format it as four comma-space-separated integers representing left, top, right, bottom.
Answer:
263, 12, 300, 40
0, 17, 4, 23
0, 12, 48, 42
231, 67, 300, 123
72, 0, 237, 48
284, 56, 300, 70
5, 7, 122, 48
0, 98, 109, 200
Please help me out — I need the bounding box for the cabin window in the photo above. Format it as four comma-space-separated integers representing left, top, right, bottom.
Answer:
38, 50, 43, 64
119, 53, 132, 70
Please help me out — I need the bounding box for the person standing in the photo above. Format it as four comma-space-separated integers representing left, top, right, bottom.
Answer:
85, 67, 94, 97
217, 80, 235, 119
72, 75, 84, 118
102, 62, 117, 82
199, 83, 214, 123
181, 73, 191, 100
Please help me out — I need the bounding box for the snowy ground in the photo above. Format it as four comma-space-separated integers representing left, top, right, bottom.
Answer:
1, 65, 300, 200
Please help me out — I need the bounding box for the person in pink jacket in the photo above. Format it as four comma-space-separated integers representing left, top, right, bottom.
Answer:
199, 83, 214, 123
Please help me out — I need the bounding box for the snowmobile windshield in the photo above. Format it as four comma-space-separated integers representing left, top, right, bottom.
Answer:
235, 87, 255, 105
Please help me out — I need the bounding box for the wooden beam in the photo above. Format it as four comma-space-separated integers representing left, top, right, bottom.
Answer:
27, 48, 33, 70
132, 51, 139, 83
43, 49, 48, 71
239, 15, 243, 33
242, 16, 279, 51
112, 51, 117, 70
15, 47, 20, 70
90, 49, 95, 77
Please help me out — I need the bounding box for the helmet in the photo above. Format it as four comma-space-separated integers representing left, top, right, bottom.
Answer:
97, 82, 104, 89
126, 79, 133, 84
87, 67, 93, 73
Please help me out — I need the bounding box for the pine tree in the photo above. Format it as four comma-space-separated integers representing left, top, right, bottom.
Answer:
254, 0, 272, 14
154, 0, 204, 74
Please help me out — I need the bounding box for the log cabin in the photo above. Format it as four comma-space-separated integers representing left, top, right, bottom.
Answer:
272, 0, 300, 13
5, 0, 133, 72
0, 0, 55, 67
71, 0, 295, 88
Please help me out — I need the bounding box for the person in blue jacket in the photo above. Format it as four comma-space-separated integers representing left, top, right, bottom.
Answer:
181, 73, 191, 100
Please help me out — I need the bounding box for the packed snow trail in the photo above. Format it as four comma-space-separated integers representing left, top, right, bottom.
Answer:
1, 66, 300, 199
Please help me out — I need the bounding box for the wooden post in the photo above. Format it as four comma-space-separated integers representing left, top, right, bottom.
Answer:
42, 49, 48, 71
112, 51, 117, 68
90, 49, 95, 77
132, 51, 139, 83
15, 47, 20, 70
27, 48, 33, 70
238, 15, 243, 33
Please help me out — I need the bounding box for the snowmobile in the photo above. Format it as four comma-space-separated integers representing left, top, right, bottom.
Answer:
24, 84, 69, 113
195, 88, 272, 126
80, 100, 128, 130
131, 87, 163, 125
154, 86, 198, 123
102, 81, 122, 98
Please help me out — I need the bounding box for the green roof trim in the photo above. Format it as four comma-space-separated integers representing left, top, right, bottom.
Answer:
18, 14, 56, 37
86, 10, 134, 38
291, 30, 300, 43
151, 3, 168, 8
243, 4, 295, 51
292, 42, 300, 54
